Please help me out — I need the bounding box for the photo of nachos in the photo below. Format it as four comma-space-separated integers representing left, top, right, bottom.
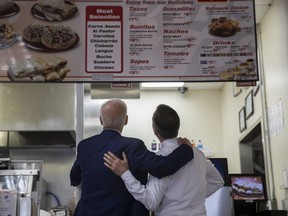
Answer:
7, 55, 71, 82
0, 23, 17, 49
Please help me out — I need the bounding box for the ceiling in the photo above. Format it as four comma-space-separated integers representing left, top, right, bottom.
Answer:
255, 0, 273, 23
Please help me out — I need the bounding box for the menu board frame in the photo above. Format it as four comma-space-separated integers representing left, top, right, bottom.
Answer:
0, 0, 258, 83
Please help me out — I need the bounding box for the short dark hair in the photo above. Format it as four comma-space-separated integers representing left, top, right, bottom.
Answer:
152, 104, 180, 139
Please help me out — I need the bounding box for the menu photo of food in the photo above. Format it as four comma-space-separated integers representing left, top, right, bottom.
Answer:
0, 0, 20, 18
31, 0, 78, 21
0, 23, 18, 49
7, 55, 71, 82
219, 59, 255, 80
22, 24, 79, 52
208, 17, 241, 37
231, 176, 265, 200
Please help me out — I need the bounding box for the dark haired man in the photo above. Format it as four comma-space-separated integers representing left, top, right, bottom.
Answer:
104, 104, 224, 216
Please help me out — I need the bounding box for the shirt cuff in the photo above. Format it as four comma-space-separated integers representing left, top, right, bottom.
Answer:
121, 170, 132, 180
121, 170, 138, 189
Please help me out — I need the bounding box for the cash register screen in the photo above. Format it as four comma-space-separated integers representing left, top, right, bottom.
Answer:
229, 174, 267, 202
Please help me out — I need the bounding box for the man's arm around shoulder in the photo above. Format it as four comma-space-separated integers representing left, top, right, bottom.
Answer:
131, 138, 194, 178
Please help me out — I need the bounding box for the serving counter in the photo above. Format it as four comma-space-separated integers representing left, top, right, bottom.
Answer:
0, 159, 43, 216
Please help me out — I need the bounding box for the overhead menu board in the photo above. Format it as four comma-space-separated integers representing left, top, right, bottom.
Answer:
0, 0, 258, 82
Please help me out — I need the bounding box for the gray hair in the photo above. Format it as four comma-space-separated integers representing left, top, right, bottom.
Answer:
100, 98, 127, 130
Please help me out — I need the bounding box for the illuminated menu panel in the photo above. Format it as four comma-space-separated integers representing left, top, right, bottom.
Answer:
0, 0, 257, 82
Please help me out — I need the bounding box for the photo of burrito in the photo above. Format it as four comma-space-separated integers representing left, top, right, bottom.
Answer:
7, 55, 71, 82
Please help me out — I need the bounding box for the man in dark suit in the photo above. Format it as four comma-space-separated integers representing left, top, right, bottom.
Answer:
70, 98, 194, 216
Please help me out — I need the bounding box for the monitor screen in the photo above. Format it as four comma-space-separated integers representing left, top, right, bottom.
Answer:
208, 158, 229, 186
229, 174, 267, 202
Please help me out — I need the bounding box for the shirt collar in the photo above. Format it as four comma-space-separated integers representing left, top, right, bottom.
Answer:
161, 137, 178, 148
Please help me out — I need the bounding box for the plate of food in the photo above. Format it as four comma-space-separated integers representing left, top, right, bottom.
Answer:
0, 0, 20, 18
22, 24, 79, 52
219, 67, 241, 80
208, 17, 241, 37
0, 23, 18, 49
7, 55, 71, 82
31, 0, 78, 21
232, 182, 264, 197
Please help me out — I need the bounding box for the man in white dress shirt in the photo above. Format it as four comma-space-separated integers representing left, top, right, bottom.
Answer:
104, 104, 224, 216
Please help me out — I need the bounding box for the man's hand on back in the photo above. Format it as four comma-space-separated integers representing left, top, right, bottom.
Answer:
104, 151, 129, 176
177, 137, 194, 148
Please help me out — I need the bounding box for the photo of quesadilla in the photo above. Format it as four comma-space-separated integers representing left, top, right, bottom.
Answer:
7, 55, 71, 82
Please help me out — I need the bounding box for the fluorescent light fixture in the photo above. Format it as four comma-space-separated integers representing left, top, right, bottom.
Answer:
141, 82, 184, 88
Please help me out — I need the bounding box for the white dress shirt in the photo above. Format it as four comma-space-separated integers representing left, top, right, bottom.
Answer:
121, 138, 224, 216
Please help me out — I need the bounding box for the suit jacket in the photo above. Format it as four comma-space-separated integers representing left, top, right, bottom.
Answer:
70, 129, 193, 216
